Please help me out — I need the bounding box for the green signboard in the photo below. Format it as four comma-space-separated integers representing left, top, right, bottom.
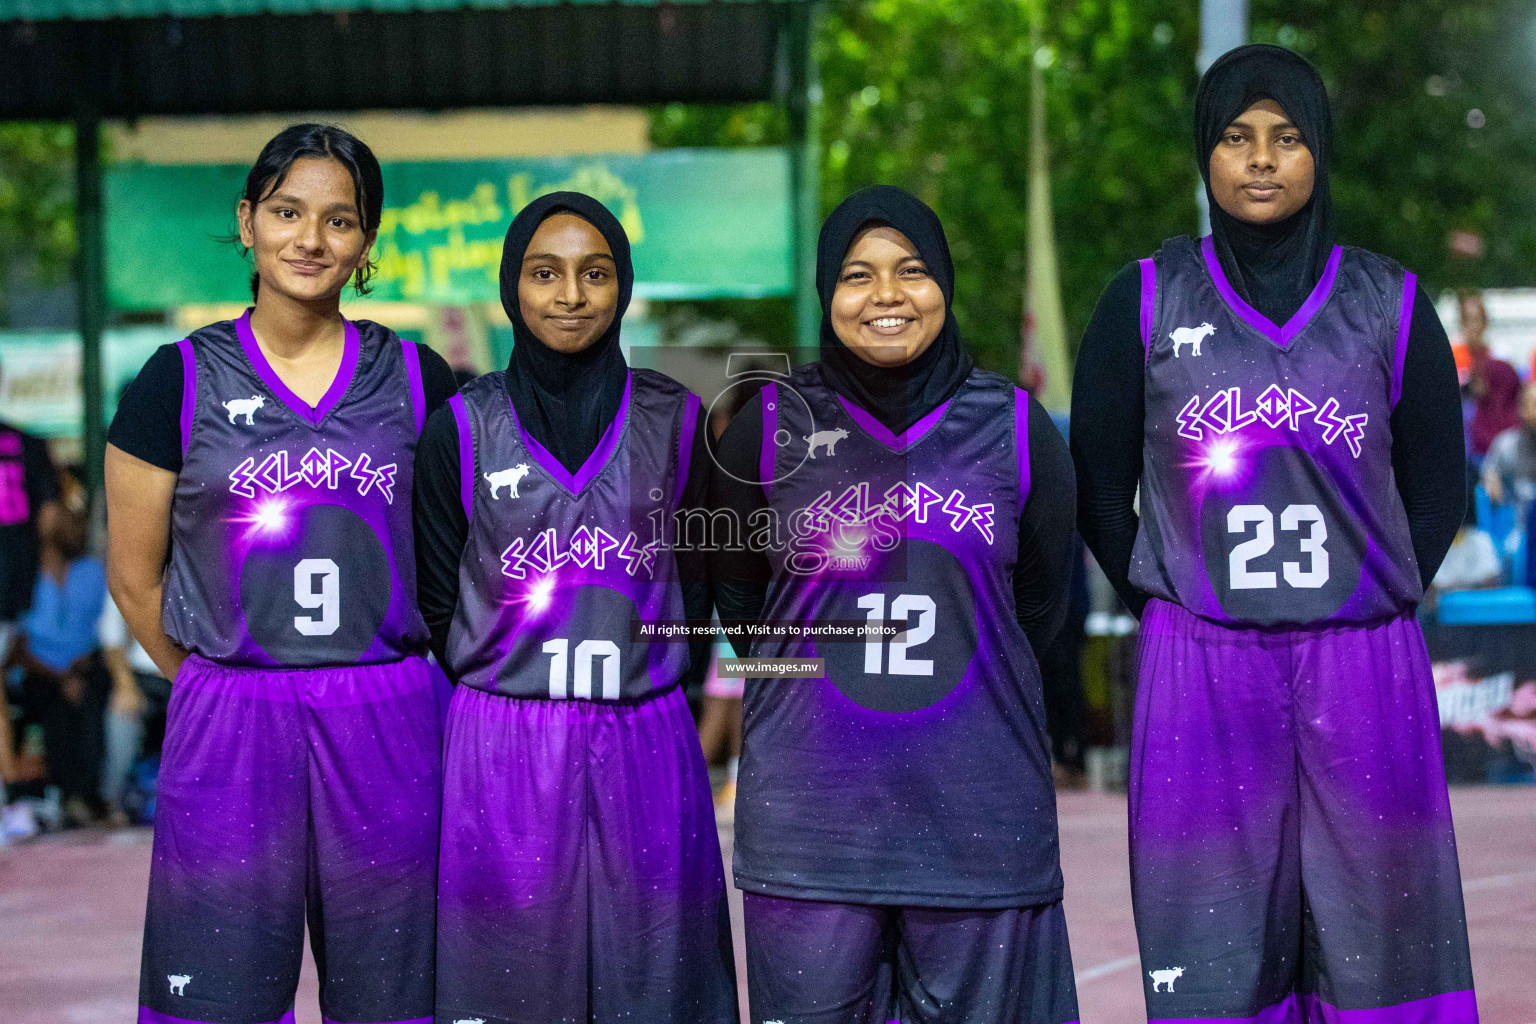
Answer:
106, 148, 792, 309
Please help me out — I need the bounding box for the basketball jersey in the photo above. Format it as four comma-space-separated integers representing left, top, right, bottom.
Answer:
0, 423, 46, 621
161, 312, 430, 667
443, 369, 699, 699
734, 366, 1062, 907
1133, 235, 1423, 627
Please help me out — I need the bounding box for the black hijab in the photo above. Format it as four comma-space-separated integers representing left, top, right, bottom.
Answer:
498, 191, 632, 474
816, 186, 974, 434
1196, 43, 1335, 325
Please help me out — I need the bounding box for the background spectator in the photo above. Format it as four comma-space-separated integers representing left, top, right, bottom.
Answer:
1461, 290, 1522, 459
1433, 498, 1503, 594
1481, 380, 1536, 511
10, 473, 109, 826
0, 380, 63, 834
0, 382, 63, 655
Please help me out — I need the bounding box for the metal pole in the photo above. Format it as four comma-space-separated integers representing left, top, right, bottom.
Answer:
75, 105, 105, 498
786, 1, 822, 353
1023, 0, 1071, 412
1196, 0, 1248, 234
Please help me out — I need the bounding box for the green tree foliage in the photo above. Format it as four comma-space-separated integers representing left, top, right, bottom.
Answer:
653, 0, 1536, 370
653, 0, 1199, 371
1252, 1, 1536, 290
0, 123, 75, 324
819, 0, 1198, 371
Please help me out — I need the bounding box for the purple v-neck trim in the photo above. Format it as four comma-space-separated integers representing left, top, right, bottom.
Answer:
837, 394, 951, 451
1199, 235, 1343, 349
509, 372, 632, 495
235, 310, 359, 426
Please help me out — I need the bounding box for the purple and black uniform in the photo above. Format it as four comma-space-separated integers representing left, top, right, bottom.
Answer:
0, 421, 59, 626
433, 368, 736, 1024
736, 365, 1079, 1024
132, 312, 445, 1024
1128, 236, 1476, 1022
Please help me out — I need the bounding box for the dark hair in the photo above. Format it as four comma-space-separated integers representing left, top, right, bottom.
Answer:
236, 123, 384, 300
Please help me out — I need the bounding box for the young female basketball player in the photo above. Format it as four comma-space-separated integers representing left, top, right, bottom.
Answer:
413, 191, 736, 1023
106, 123, 456, 1024
1072, 44, 1477, 1023
712, 185, 1081, 1024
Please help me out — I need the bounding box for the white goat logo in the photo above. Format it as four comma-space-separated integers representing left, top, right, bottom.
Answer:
485, 463, 531, 500
1170, 323, 1215, 358
223, 395, 266, 424
168, 974, 192, 996
1149, 967, 1185, 993
804, 428, 849, 459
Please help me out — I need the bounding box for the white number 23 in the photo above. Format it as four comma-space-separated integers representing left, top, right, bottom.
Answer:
1227, 503, 1329, 590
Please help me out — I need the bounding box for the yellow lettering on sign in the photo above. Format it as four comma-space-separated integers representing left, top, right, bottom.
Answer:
373, 241, 427, 298
377, 181, 504, 239
506, 164, 645, 244
428, 225, 503, 294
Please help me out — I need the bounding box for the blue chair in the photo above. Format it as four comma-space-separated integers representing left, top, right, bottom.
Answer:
1473, 484, 1522, 582
1438, 586, 1536, 625
1516, 510, 1532, 587
1475, 485, 1517, 549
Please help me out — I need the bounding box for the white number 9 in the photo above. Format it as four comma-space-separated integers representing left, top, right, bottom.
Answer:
293, 558, 340, 636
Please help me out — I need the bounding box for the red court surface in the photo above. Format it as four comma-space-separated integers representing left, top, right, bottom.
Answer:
2, 786, 1532, 1023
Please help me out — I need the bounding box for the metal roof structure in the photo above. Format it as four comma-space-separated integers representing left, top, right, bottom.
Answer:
3, 0, 794, 14
0, 0, 807, 118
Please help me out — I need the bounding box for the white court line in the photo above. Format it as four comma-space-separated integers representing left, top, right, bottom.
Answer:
1462, 867, 1536, 893
1076, 954, 1141, 985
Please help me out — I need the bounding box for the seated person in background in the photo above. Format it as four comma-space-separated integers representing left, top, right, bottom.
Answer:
1432, 499, 1503, 594
0, 404, 62, 663
1482, 380, 1536, 513
12, 473, 108, 826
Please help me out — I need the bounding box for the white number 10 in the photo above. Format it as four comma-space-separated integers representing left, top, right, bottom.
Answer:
293, 558, 340, 635
543, 638, 621, 700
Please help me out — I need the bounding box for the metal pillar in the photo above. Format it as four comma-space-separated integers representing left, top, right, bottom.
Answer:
786, 1, 823, 353
75, 105, 105, 497
1024, 0, 1071, 412
1196, 0, 1248, 234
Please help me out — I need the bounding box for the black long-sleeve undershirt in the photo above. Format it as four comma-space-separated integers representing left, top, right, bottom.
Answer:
413, 384, 716, 690
709, 384, 1078, 660
1071, 261, 1466, 618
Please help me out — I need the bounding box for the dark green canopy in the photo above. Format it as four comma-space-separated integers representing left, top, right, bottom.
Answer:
0, 0, 808, 118
3, 0, 794, 16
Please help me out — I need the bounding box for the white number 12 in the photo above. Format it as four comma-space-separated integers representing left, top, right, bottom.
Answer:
858, 593, 936, 676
